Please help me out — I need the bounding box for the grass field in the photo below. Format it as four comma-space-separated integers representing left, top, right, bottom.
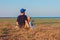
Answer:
0, 17, 60, 40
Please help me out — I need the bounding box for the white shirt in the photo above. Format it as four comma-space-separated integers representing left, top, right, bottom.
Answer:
29, 21, 34, 28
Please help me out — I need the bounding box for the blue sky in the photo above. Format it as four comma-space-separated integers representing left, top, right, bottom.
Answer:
0, 0, 60, 17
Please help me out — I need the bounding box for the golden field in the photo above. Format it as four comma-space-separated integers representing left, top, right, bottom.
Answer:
0, 17, 60, 40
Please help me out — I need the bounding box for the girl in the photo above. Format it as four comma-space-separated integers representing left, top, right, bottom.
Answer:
27, 17, 34, 28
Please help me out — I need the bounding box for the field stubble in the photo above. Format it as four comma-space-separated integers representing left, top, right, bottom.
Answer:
0, 18, 60, 40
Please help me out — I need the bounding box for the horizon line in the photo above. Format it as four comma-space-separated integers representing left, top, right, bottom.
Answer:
0, 17, 60, 18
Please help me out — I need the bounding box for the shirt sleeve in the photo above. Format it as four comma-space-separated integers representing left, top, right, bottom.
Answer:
25, 15, 28, 21
17, 16, 19, 22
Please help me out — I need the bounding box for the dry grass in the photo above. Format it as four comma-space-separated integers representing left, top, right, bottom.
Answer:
0, 18, 60, 40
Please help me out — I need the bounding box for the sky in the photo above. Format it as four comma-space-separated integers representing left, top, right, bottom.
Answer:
0, 0, 60, 17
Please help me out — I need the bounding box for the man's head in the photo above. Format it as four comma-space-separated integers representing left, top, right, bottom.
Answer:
20, 8, 26, 15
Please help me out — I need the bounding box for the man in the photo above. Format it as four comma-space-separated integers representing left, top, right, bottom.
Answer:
16, 8, 29, 28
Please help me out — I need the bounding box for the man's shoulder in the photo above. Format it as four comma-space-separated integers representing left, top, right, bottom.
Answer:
24, 15, 27, 17
17, 15, 21, 18
17, 15, 27, 18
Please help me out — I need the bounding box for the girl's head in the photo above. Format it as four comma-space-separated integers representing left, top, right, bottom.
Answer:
28, 16, 31, 22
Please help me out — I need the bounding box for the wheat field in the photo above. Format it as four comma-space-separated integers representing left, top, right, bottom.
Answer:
0, 17, 60, 40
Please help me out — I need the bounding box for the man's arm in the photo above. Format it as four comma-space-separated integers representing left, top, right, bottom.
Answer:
16, 22, 19, 26
16, 16, 19, 26
25, 20, 29, 28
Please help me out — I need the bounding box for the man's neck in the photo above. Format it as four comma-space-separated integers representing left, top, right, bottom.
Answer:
20, 14, 24, 15
20, 13, 25, 15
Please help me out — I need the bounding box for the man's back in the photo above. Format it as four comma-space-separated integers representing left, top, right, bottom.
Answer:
17, 15, 27, 27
